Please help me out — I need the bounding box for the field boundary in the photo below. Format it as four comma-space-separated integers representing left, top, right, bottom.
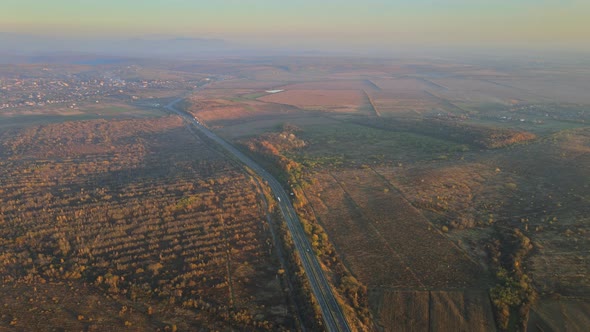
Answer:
328, 172, 426, 289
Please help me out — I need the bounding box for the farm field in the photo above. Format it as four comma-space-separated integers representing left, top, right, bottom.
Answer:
258, 89, 366, 113
297, 166, 496, 331
181, 97, 298, 127
0, 101, 164, 129
371, 290, 496, 332
527, 299, 590, 331
302, 169, 484, 288
2, 55, 589, 331
0, 115, 295, 331
179, 57, 590, 331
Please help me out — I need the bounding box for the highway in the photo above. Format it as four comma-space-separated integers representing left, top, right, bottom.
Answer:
165, 98, 352, 332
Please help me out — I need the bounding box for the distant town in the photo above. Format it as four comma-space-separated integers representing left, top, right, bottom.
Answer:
0, 67, 206, 111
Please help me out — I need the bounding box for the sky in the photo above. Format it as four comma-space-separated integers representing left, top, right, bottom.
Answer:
1, 0, 589, 52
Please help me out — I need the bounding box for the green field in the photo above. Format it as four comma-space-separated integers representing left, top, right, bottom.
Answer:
294, 121, 469, 166
0, 104, 164, 129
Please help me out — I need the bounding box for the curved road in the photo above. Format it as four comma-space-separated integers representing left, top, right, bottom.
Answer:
165, 98, 351, 332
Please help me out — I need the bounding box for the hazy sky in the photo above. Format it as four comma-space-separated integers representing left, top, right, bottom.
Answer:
1, 0, 589, 51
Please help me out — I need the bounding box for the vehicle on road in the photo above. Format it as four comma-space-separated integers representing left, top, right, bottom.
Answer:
166, 97, 351, 332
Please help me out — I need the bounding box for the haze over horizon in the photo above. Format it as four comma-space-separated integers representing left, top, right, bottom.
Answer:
2, 0, 589, 56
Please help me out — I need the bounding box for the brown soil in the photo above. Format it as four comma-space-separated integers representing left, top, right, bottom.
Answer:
259, 89, 365, 113
371, 290, 496, 332
527, 299, 590, 332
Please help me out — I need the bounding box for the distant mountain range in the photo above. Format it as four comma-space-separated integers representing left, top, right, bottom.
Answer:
0, 33, 289, 62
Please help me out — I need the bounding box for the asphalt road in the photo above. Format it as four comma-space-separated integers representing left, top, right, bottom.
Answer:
165, 98, 352, 332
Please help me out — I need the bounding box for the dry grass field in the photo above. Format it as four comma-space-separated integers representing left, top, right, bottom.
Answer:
371, 290, 496, 332
375, 162, 512, 231
276, 80, 380, 91
181, 96, 303, 138
198, 78, 285, 90
299, 167, 495, 331
182, 57, 590, 331
258, 89, 366, 113
304, 168, 484, 288
527, 299, 590, 331
368, 92, 442, 116
5, 56, 588, 331
0, 101, 164, 130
